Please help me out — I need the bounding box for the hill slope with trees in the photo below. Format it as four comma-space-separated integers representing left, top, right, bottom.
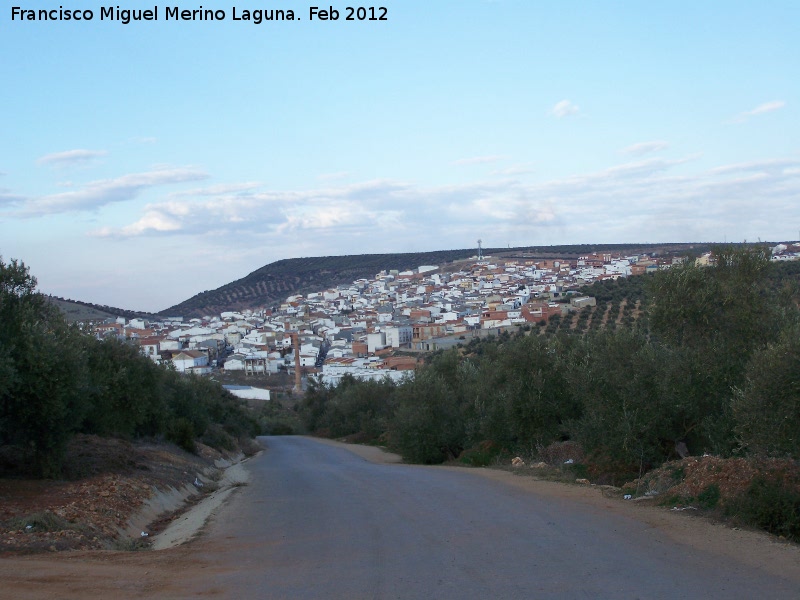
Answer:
0, 257, 260, 479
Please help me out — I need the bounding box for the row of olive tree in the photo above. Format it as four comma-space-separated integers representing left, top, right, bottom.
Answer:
0, 258, 259, 478
298, 246, 800, 477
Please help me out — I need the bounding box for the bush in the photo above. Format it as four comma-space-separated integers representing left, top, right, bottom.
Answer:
257, 401, 302, 436
458, 440, 506, 467
7, 510, 82, 533
201, 423, 236, 451
298, 375, 396, 441
167, 417, 197, 454
732, 331, 800, 457
389, 368, 465, 464
728, 477, 800, 540
697, 483, 721, 509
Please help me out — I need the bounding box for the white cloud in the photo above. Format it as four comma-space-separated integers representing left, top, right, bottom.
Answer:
731, 100, 786, 123
621, 141, 669, 156
13, 167, 209, 217
169, 182, 262, 198
709, 158, 797, 175
0, 188, 25, 207
550, 100, 580, 118
36, 149, 108, 167
747, 100, 786, 116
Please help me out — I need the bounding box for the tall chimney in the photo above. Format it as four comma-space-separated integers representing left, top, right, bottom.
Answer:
292, 332, 302, 394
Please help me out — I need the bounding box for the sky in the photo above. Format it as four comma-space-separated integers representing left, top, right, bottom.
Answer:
1, 1, 798, 311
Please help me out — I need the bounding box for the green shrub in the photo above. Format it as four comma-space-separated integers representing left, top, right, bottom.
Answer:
114, 537, 151, 551
201, 423, 236, 451
266, 422, 296, 436
697, 483, 721, 509
389, 367, 465, 464
8, 510, 82, 533
167, 417, 197, 454
563, 462, 590, 479
732, 331, 800, 457
728, 477, 800, 540
670, 466, 685, 482
458, 440, 505, 467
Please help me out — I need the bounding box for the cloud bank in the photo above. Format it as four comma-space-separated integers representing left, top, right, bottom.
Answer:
37, 149, 108, 167
621, 141, 669, 156
8, 167, 209, 217
88, 156, 800, 250
732, 100, 786, 123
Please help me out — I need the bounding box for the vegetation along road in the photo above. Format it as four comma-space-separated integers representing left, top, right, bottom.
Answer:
3, 436, 800, 599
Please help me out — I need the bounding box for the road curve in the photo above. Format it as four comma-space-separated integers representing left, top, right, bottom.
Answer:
183, 436, 799, 599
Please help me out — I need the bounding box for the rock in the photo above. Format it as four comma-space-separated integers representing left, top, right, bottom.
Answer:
575, 478, 590, 485
675, 441, 690, 459
530, 462, 548, 469
598, 485, 621, 492
511, 457, 525, 467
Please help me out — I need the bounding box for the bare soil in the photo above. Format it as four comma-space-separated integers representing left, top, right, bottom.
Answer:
0, 435, 241, 554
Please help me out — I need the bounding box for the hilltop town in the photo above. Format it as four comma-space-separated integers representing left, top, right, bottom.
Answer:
89, 244, 800, 394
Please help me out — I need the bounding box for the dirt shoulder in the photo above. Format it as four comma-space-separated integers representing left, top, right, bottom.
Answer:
0, 435, 254, 555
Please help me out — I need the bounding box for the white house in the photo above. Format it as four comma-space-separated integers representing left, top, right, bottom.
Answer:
384, 325, 412, 348
138, 337, 162, 363
223, 356, 247, 371
172, 350, 209, 373
367, 332, 386, 353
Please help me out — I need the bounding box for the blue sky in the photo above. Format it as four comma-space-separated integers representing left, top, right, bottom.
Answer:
1, 0, 797, 311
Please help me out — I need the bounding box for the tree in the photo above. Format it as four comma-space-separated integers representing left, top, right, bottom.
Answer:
0, 257, 88, 477
648, 245, 777, 355
82, 338, 166, 438
389, 360, 466, 464
481, 335, 578, 451
646, 245, 787, 455
566, 330, 681, 474
732, 330, 800, 457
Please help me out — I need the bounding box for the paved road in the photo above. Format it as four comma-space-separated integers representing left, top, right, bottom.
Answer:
186, 437, 799, 599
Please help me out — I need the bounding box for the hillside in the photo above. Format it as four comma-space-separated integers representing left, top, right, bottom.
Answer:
47, 296, 159, 324
161, 243, 705, 318
536, 256, 800, 337
162, 250, 476, 318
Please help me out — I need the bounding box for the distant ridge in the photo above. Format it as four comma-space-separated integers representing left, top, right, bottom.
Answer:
161, 243, 705, 318
47, 296, 159, 323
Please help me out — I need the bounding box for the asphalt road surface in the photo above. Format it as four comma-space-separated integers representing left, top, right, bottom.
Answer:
181, 437, 800, 599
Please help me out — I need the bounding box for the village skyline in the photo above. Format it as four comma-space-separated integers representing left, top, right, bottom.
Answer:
89, 242, 800, 387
